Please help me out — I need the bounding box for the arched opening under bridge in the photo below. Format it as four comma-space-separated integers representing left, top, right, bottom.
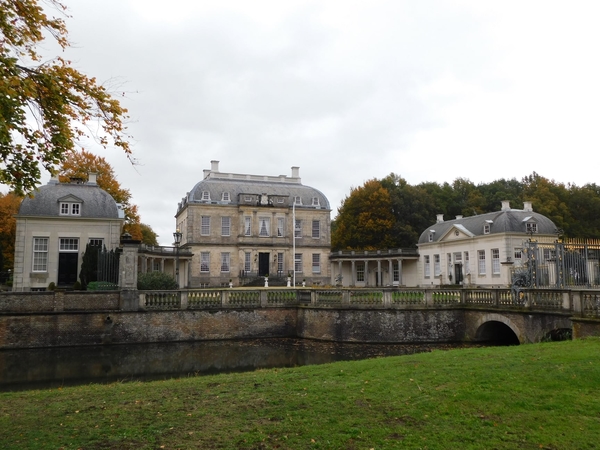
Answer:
475, 321, 520, 346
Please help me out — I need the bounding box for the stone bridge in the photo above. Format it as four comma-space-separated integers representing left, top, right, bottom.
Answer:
0, 288, 599, 348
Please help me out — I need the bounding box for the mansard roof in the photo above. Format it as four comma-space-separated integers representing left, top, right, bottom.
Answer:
18, 178, 123, 219
418, 202, 558, 245
178, 161, 330, 212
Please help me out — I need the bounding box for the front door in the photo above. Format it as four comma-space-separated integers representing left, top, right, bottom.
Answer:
58, 253, 78, 287
258, 253, 270, 276
454, 263, 463, 285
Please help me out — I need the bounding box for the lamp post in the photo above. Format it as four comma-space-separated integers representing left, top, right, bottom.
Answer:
173, 229, 182, 287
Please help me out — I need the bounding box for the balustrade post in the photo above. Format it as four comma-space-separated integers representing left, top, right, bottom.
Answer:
383, 290, 391, 308
311, 290, 317, 305
424, 289, 434, 307
222, 289, 229, 306
569, 291, 580, 314
180, 291, 188, 310
494, 289, 500, 308
139, 292, 146, 310
342, 289, 350, 306
260, 289, 268, 307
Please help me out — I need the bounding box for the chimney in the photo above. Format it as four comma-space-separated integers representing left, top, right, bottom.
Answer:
291, 166, 300, 178
501, 200, 510, 211
88, 172, 97, 185
436, 214, 444, 223
48, 173, 59, 184
211, 160, 220, 172
523, 201, 533, 212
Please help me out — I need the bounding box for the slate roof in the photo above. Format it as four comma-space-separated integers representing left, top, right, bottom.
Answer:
418, 208, 558, 244
18, 180, 122, 219
182, 178, 331, 210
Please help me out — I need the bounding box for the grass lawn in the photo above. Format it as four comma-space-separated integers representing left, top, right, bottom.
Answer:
1, 338, 599, 449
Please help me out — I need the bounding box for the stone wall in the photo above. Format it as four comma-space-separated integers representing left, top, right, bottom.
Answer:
297, 307, 466, 343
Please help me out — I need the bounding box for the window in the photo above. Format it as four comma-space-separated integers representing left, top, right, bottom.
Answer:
277, 197, 284, 204
294, 196, 302, 205
393, 261, 399, 282
220, 253, 230, 273
200, 252, 210, 273
357, 262, 365, 282
201, 191, 210, 201
295, 219, 302, 238
277, 217, 285, 237
478, 250, 486, 275
434, 254, 441, 277
59, 202, 81, 216
526, 222, 538, 233
277, 252, 284, 274
59, 238, 79, 251
222, 192, 230, 201
483, 224, 491, 234
312, 254, 321, 273
259, 217, 270, 237
492, 248, 500, 274
201, 216, 210, 235
221, 217, 231, 236
312, 197, 319, 206
88, 238, 103, 247
514, 248, 522, 260
295, 253, 302, 273
429, 233, 434, 242
33, 237, 48, 272
244, 216, 251, 236
244, 252, 251, 272
447, 253, 452, 275
464, 252, 470, 274
244, 195, 252, 202
424, 255, 430, 277
312, 220, 320, 238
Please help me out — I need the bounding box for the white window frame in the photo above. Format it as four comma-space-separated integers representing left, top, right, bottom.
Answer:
483, 224, 491, 234
434, 254, 441, 277
59, 202, 81, 216
220, 252, 230, 273
32, 237, 49, 272
88, 238, 104, 247
221, 216, 231, 236
526, 222, 538, 233
478, 250, 486, 275
222, 192, 230, 202
295, 219, 302, 238
464, 252, 470, 274
294, 196, 302, 205
244, 252, 251, 272
59, 238, 79, 252
492, 248, 500, 274
201, 216, 210, 236
356, 262, 365, 282
200, 252, 210, 273
201, 191, 210, 201
312, 220, 320, 239
277, 252, 284, 274
294, 253, 302, 273
244, 216, 251, 236
514, 248, 522, 260
312, 197, 319, 206
259, 217, 271, 237
424, 255, 430, 277
312, 254, 321, 274
277, 217, 285, 237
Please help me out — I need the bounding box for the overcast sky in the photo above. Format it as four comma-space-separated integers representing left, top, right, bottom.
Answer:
18, 1, 600, 244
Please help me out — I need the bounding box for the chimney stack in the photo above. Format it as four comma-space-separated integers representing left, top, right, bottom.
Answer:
523, 201, 533, 212
211, 160, 220, 172
291, 166, 300, 178
88, 172, 98, 185
436, 214, 444, 223
501, 200, 510, 211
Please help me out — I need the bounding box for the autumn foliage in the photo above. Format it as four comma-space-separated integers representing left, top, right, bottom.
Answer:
0, 0, 132, 193
0, 191, 22, 270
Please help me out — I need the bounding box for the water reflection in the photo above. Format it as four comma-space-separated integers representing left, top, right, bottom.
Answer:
0, 339, 477, 391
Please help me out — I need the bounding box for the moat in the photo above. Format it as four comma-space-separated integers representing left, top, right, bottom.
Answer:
0, 338, 482, 391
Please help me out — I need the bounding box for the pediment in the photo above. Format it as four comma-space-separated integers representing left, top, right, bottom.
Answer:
57, 194, 83, 203
438, 224, 475, 242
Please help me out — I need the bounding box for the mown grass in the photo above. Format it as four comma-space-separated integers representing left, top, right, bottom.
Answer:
1, 338, 599, 449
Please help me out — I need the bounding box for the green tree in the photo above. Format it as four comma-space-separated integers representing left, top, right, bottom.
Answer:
0, 0, 132, 193
140, 223, 159, 246
332, 179, 396, 250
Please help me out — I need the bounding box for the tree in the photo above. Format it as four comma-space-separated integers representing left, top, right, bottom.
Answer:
0, 191, 23, 269
140, 223, 159, 246
0, 0, 132, 194
58, 149, 143, 239
332, 179, 396, 250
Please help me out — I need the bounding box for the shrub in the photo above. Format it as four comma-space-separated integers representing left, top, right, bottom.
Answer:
73, 281, 82, 290
87, 281, 119, 291
47, 282, 56, 291
137, 271, 178, 290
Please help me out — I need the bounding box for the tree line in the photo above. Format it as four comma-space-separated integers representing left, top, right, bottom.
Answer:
332, 172, 600, 250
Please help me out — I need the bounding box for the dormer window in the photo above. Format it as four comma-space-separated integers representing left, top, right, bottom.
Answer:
428, 231, 435, 242
60, 202, 81, 216
201, 191, 210, 201
526, 222, 538, 233
294, 196, 302, 205
312, 197, 320, 207
483, 224, 490, 234
222, 192, 230, 202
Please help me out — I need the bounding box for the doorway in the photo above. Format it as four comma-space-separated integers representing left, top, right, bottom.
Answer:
454, 263, 463, 285
58, 253, 78, 287
258, 253, 270, 276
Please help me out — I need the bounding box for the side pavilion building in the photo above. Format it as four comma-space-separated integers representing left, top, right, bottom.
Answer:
176, 161, 331, 287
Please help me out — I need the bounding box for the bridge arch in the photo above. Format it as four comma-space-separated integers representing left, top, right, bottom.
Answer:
473, 313, 521, 345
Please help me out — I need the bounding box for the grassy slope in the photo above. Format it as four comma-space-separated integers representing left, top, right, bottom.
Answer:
1, 339, 599, 449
